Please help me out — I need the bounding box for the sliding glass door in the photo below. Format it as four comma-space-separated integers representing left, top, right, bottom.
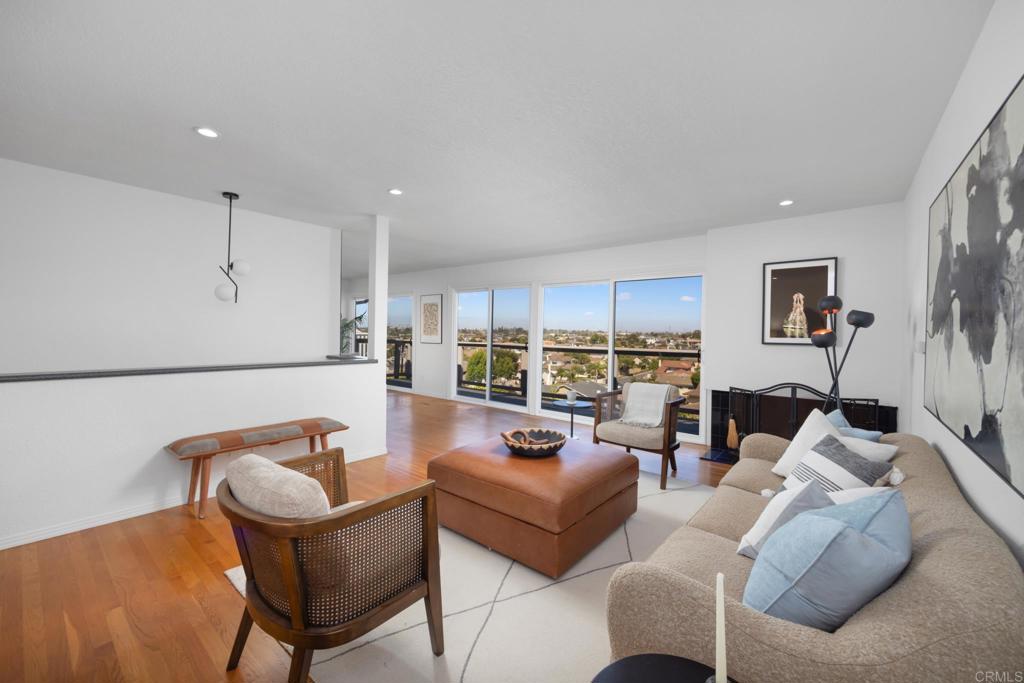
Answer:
613, 276, 702, 435
454, 287, 531, 406
456, 290, 489, 399
386, 296, 413, 388
540, 282, 610, 417
489, 288, 530, 406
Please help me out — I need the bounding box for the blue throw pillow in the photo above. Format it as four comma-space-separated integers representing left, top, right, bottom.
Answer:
825, 408, 851, 428
742, 489, 911, 632
826, 409, 883, 441
838, 426, 883, 441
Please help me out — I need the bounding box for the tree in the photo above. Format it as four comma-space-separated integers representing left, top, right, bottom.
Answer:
464, 350, 488, 383
491, 349, 520, 382
463, 349, 520, 384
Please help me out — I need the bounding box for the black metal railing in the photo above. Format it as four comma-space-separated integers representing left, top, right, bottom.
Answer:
455, 340, 528, 405
453, 342, 701, 434
355, 334, 413, 387
387, 338, 413, 387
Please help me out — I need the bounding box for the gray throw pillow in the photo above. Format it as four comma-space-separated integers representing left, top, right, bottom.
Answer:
737, 480, 833, 559
781, 434, 893, 493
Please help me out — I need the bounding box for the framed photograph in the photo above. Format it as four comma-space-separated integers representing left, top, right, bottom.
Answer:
762, 257, 837, 345
420, 294, 443, 344
925, 73, 1024, 499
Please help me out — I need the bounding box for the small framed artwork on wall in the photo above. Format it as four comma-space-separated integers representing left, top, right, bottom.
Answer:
762, 257, 837, 345
420, 294, 443, 344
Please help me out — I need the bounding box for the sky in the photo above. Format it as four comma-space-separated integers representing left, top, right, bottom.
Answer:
388, 296, 412, 326
453, 277, 702, 332
458, 288, 532, 329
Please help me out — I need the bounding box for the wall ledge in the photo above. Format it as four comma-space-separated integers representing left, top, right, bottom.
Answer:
0, 357, 377, 383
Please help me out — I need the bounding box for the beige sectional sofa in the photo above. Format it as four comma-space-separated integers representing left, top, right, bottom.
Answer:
606, 433, 1024, 682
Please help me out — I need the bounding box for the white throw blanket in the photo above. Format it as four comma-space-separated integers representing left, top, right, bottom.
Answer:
619, 382, 671, 428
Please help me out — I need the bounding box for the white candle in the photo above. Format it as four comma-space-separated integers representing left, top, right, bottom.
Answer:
716, 572, 726, 683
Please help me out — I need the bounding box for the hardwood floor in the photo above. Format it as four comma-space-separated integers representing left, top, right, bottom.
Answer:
0, 391, 727, 682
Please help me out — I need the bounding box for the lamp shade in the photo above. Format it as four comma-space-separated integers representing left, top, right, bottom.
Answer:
818, 295, 843, 314
230, 259, 251, 276
847, 309, 875, 328
810, 328, 836, 348
214, 283, 235, 302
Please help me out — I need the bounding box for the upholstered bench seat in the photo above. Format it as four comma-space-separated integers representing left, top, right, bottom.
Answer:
167, 417, 348, 519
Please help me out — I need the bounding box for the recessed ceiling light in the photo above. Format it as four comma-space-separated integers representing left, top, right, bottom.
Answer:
388, 188, 403, 196
194, 126, 220, 138
779, 199, 794, 207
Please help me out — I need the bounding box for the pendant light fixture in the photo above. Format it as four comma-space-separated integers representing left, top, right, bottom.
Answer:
214, 191, 251, 302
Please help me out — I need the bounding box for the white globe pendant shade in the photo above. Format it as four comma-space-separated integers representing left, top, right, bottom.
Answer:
230, 259, 251, 276
214, 283, 235, 302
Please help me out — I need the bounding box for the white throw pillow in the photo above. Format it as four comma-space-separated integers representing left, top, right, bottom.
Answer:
780, 435, 894, 493
225, 453, 331, 518
738, 480, 833, 559
771, 409, 841, 477
827, 486, 891, 505
837, 436, 898, 463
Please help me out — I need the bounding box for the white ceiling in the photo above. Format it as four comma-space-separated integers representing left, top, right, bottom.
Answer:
0, 1, 993, 277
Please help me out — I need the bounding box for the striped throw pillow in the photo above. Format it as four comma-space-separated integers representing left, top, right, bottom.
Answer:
781, 434, 893, 494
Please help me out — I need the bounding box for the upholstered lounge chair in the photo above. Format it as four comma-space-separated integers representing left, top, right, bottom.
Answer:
217, 448, 443, 683
593, 382, 684, 489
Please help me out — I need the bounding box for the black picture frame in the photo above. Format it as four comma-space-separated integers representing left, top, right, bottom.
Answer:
761, 257, 838, 345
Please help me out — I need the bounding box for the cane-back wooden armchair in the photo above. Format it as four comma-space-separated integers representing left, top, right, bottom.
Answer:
217, 448, 443, 683
593, 382, 685, 489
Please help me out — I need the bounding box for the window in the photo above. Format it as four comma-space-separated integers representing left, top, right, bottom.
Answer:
455, 291, 488, 399
541, 282, 610, 416
353, 298, 368, 356
387, 296, 413, 387
454, 288, 531, 406
613, 277, 702, 435
489, 288, 530, 406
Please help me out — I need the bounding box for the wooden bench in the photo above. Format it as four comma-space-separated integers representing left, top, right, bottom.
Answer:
166, 417, 349, 518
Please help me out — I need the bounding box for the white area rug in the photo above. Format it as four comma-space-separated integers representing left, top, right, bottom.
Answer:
225, 469, 714, 683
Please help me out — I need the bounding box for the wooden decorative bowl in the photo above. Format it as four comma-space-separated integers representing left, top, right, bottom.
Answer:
500, 428, 567, 457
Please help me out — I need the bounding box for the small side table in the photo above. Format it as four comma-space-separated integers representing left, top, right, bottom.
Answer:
593, 654, 731, 683
551, 399, 593, 439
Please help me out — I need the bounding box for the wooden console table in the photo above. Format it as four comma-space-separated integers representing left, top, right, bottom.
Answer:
166, 417, 349, 518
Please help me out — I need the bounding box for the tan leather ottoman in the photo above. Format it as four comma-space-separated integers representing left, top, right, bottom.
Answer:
427, 436, 639, 577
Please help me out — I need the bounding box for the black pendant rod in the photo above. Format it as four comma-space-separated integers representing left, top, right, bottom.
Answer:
220, 191, 240, 303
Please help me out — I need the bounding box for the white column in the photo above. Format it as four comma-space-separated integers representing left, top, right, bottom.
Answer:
368, 215, 390, 361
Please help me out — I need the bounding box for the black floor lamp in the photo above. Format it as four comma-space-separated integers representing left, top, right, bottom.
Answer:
810, 296, 875, 416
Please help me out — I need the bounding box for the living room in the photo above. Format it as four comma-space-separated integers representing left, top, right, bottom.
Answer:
1, 1, 1023, 682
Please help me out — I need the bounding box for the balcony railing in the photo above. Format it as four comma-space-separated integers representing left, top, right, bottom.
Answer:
355, 334, 412, 387
455, 340, 528, 406
454, 342, 701, 435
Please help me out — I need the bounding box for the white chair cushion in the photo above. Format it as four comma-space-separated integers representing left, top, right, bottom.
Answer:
225, 453, 330, 518
595, 419, 665, 450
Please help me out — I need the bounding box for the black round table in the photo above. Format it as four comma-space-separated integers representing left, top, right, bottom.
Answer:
592, 654, 730, 683
551, 399, 593, 439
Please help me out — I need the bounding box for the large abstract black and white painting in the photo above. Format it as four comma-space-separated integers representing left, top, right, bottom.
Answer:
926, 74, 1024, 498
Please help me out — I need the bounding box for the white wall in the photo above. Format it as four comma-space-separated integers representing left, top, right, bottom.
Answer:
0, 363, 385, 549
0, 160, 388, 549
702, 202, 908, 432
902, 0, 1024, 562
0, 158, 336, 373
380, 203, 907, 433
